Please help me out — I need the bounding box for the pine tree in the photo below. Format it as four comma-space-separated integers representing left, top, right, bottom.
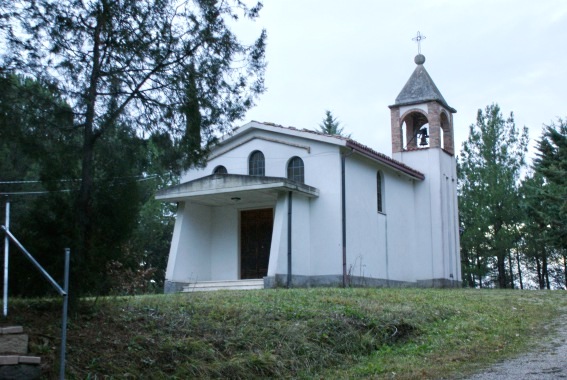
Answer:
532, 120, 567, 251
458, 104, 529, 288
318, 110, 350, 137
528, 120, 567, 288
1, 0, 266, 298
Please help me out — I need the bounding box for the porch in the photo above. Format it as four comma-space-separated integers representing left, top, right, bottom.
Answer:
157, 174, 319, 293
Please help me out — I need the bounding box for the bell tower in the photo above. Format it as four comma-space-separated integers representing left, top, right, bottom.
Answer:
389, 53, 456, 159
388, 42, 461, 286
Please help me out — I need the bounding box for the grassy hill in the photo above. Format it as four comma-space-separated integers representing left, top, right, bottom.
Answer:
3, 288, 566, 379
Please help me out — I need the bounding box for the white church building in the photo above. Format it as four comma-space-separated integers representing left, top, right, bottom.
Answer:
157, 53, 462, 293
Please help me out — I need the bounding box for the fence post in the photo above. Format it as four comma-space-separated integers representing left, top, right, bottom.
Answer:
59, 248, 70, 380
3, 198, 9, 317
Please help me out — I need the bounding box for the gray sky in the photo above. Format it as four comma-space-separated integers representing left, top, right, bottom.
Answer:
235, 0, 567, 159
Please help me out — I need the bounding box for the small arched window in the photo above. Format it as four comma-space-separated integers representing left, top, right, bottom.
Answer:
377, 171, 384, 213
213, 165, 227, 174
249, 150, 265, 176
287, 156, 304, 183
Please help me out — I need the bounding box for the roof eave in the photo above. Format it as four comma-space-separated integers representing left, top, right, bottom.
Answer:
345, 141, 425, 180
156, 174, 320, 203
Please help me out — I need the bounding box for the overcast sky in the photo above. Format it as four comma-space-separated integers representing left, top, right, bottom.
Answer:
234, 0, 567, 159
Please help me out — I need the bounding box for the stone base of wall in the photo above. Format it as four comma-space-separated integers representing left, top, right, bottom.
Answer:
164, 276, 461, 293
164, 280, 190, 294
264, 274, 461, 289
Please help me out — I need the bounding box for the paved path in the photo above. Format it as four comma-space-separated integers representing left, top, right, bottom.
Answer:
467, 311, 567, 379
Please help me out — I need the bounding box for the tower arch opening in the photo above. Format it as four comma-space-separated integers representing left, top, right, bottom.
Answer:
400, 110, 429, 150
439, 111, 453, 154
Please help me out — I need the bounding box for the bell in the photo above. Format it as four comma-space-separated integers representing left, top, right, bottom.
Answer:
419, 127, 429, 146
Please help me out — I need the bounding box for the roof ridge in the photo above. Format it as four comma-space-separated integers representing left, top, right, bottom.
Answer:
393, 64, 456, 113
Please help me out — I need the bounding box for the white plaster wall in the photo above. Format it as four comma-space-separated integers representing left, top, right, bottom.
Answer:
377, 168, 419, 282
164, 202, 185, 280
440, 152, 461, 281
343, 154, 424, 283
180, 128, 345, 279
166, 202, 213, 282
398, 148, 461, 282
268, 193, 312, 278
308, 153, 343, 276
343, 155, 383, 279
268, 194, 287, 277
291, 195, 311, 276
182, 128, 313, 181
210, 207, 239, 280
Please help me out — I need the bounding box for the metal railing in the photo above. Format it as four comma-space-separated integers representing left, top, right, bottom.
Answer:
2, 199, 70, 380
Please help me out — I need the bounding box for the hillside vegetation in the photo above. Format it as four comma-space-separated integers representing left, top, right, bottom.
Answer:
3, 288, 566, 379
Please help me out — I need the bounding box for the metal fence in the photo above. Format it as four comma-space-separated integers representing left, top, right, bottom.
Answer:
2, 199, 70, 380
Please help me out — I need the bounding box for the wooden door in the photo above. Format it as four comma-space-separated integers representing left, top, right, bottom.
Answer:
240, 208, 273, 279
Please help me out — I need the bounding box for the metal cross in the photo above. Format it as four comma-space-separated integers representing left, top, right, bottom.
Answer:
412, 31, 426, 54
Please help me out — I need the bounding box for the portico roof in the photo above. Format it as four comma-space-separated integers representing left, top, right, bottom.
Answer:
156, 174, 319, 206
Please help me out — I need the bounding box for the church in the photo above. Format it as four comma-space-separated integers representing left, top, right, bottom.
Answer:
157, 53, 461, 293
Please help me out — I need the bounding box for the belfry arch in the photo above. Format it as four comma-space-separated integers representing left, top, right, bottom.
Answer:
388, 52, 456, 157
439, 110, 453, 154
400, 109, 430, 150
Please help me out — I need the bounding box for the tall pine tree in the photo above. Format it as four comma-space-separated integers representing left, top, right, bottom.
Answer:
1, 0, 266, 298
458, 104, 529, 288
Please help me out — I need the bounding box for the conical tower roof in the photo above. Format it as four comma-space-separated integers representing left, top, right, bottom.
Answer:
392, 54, 456, 113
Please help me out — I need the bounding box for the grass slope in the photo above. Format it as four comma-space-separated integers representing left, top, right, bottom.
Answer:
3, 288, 566, 379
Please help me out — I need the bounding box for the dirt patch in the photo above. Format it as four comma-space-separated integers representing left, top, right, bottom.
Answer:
466, 309, 567, 379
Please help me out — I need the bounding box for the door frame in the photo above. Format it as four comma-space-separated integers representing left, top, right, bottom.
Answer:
239, 207, 274, 280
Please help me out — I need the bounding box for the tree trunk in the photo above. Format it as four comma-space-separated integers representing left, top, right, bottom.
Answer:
494, 221, 507, 288
536, 257, 544, 289
508, 252, 514, 289
497, 253, 507, 288
462, 249, 475, 287
564, 254, 567, 290
73, 14, 104, 303
543, 253, 550, 290
515, 250, 523, 290
476, 253, 482, 288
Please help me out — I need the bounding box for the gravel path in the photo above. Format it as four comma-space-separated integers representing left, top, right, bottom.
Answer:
467, 311, 567, 379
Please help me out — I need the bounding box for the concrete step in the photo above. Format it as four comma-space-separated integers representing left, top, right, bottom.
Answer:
0, 327, 41, 379
0, 356, 41, 380
0, 355, 41, 365
0, 326, 27, 355
182, 279, 264, 292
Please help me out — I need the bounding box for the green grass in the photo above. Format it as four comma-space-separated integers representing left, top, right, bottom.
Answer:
3, 288, 566, 379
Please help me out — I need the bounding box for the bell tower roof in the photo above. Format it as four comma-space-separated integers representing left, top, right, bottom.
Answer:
391, 54, 456, 113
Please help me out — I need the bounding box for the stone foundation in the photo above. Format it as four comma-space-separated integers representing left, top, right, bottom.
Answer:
164, 275, 461, 293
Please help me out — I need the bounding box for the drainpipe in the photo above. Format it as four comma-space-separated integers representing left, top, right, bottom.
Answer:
341, 149, 354, 287
287, 191, 292, 288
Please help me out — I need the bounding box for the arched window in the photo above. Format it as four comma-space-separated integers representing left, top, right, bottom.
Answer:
287, 156, 304, 183
213, 165, 227, 174
377, 171, 384, 213
248, 150, 265, 176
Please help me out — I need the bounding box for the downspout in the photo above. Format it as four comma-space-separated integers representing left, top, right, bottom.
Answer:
341, 148, 354, 287
287, 191, 292, 288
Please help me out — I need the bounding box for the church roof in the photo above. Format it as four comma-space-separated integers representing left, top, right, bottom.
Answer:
227, 121, 425, 180
391, 54, 456, 113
